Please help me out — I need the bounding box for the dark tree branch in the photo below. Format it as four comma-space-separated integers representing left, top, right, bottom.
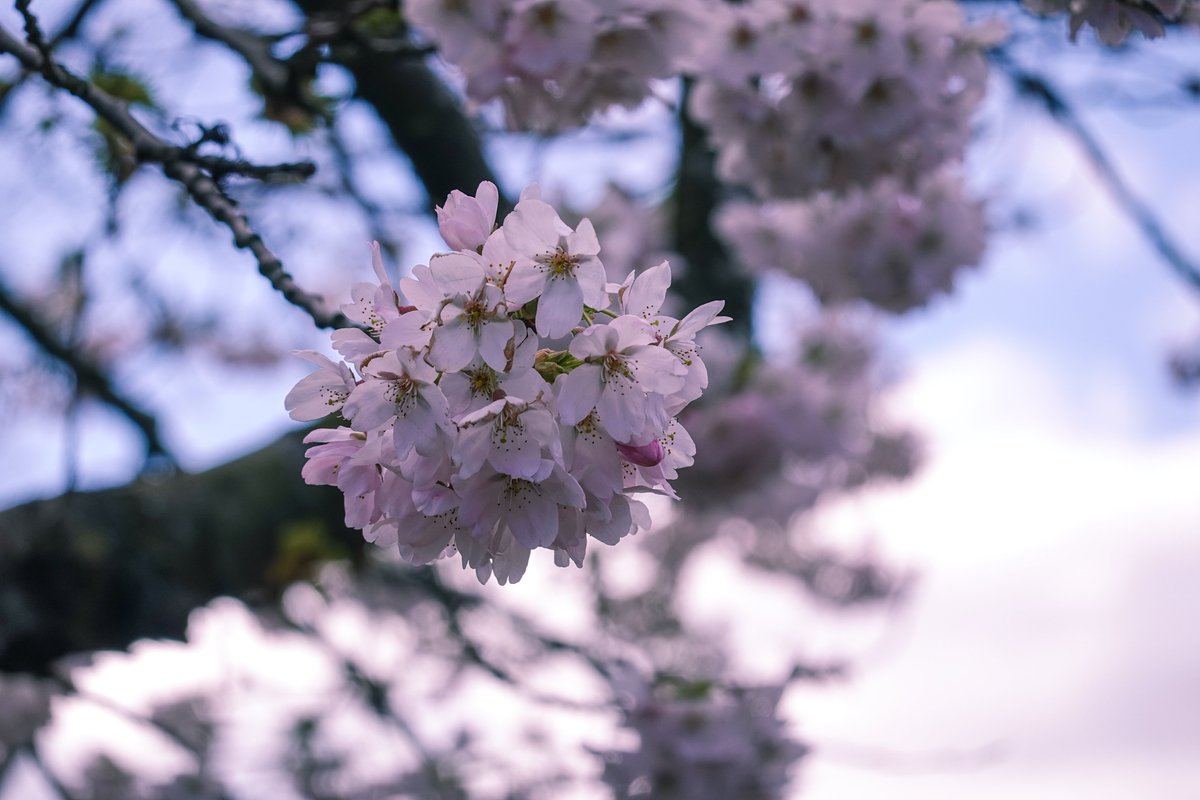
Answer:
0, 276, 172, 464
0, 14, 354, 330
161, 156, 353, 329
47, 0, 104, 48
0, 430, 362, 675
169, 0, 336, 133
670, 80, 753, 332
293, 0, 507, 214
169, 0, 295, 101
993, 48, 1200, 293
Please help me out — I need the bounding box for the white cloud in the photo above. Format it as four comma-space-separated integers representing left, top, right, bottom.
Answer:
787, 337, 1200, 799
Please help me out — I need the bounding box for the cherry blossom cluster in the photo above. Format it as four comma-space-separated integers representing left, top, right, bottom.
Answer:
286, 182, 727, 584
600, 679, 806, 800
687, 0, 1003, 199
678, 314, 916, 523
405, 0, 700, 130
716, 166, 986, 313
1024, 0, 1198, 44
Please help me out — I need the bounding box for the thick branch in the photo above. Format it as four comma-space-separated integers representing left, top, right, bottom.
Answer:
0, 430, 362, 675
670, 80, 753, 332
293, 0, 505, 213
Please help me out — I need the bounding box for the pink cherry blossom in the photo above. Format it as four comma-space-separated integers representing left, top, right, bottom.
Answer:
503, 197, 609, 338
284, 351, 357, 421
435, 180, 501, 251
557, 315, 686, 442
290, 185, 724, 584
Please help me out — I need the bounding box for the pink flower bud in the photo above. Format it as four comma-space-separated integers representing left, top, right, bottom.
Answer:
616, 439, 665, 468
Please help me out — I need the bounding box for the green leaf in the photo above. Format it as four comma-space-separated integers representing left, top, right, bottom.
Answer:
89, 67, 157, 109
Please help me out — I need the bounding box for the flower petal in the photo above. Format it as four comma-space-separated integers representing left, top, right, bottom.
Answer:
479, 319, 516, 372
556, 364, 603, 425
428, 319, 477, 372
537, 275, 584, 338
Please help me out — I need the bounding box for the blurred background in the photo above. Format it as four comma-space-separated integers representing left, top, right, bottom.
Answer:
0, 0, 1198, 797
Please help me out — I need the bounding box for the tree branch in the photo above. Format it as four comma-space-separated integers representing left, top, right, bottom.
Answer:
0, 276, 172, 464
47, 0, 105, 48
0, 12, 355, 330
0, 429, 361, 675
993, 47, 1200, 293
169, 0, 295, 101
670, 79, 753, 333
292, 0, 506, 214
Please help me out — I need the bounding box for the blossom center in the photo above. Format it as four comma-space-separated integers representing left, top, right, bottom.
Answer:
542, 247, 578, 277
466, 367, 498, 398
504, 478, 541, 508
602, 353, 633, 380
463, 294, 492, 330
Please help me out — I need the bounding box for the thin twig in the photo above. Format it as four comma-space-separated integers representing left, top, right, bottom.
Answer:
0, 12, 355, 330
163, 157, 349, 328
0, 276, 173, 463
993, 47, 1200, 293
47, 0, 104, 48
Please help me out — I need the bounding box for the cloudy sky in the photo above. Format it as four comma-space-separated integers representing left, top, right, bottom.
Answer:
784, 80, 1200, 797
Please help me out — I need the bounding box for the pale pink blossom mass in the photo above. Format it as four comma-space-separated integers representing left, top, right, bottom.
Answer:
287, 182, 728, 584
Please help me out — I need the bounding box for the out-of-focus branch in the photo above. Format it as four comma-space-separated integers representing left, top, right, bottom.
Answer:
671, 80, 753, 333
49, 675, 237, 800
0, 277, 172, 463
47, 0, 104, 48
293, 0, 506, 214
169, 0, 336, 134
169, 0, 294, 101
328, 124, 402, 264
168, 2, 405, 263
0, 430, 361, 675
993, 47, 1200, 293
0, 12, 356, 331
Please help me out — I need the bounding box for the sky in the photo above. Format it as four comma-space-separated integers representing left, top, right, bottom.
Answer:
2, 5, 1200, 798
784, 69, 1200, 795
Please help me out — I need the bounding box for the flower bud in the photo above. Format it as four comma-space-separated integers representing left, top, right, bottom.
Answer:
616, 439, 665, 468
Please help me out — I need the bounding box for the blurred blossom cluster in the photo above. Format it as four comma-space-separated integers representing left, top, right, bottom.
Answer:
406, 0, 702, 130
687, 0, 1001, 198
681, 314, 915, 523
717, 166, 986, 313
6, 0, 1192, 795
601, 676, 806, 800
1023, 0, 1199, 44
287, 182, 727, 584
408, 0, 997, 311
